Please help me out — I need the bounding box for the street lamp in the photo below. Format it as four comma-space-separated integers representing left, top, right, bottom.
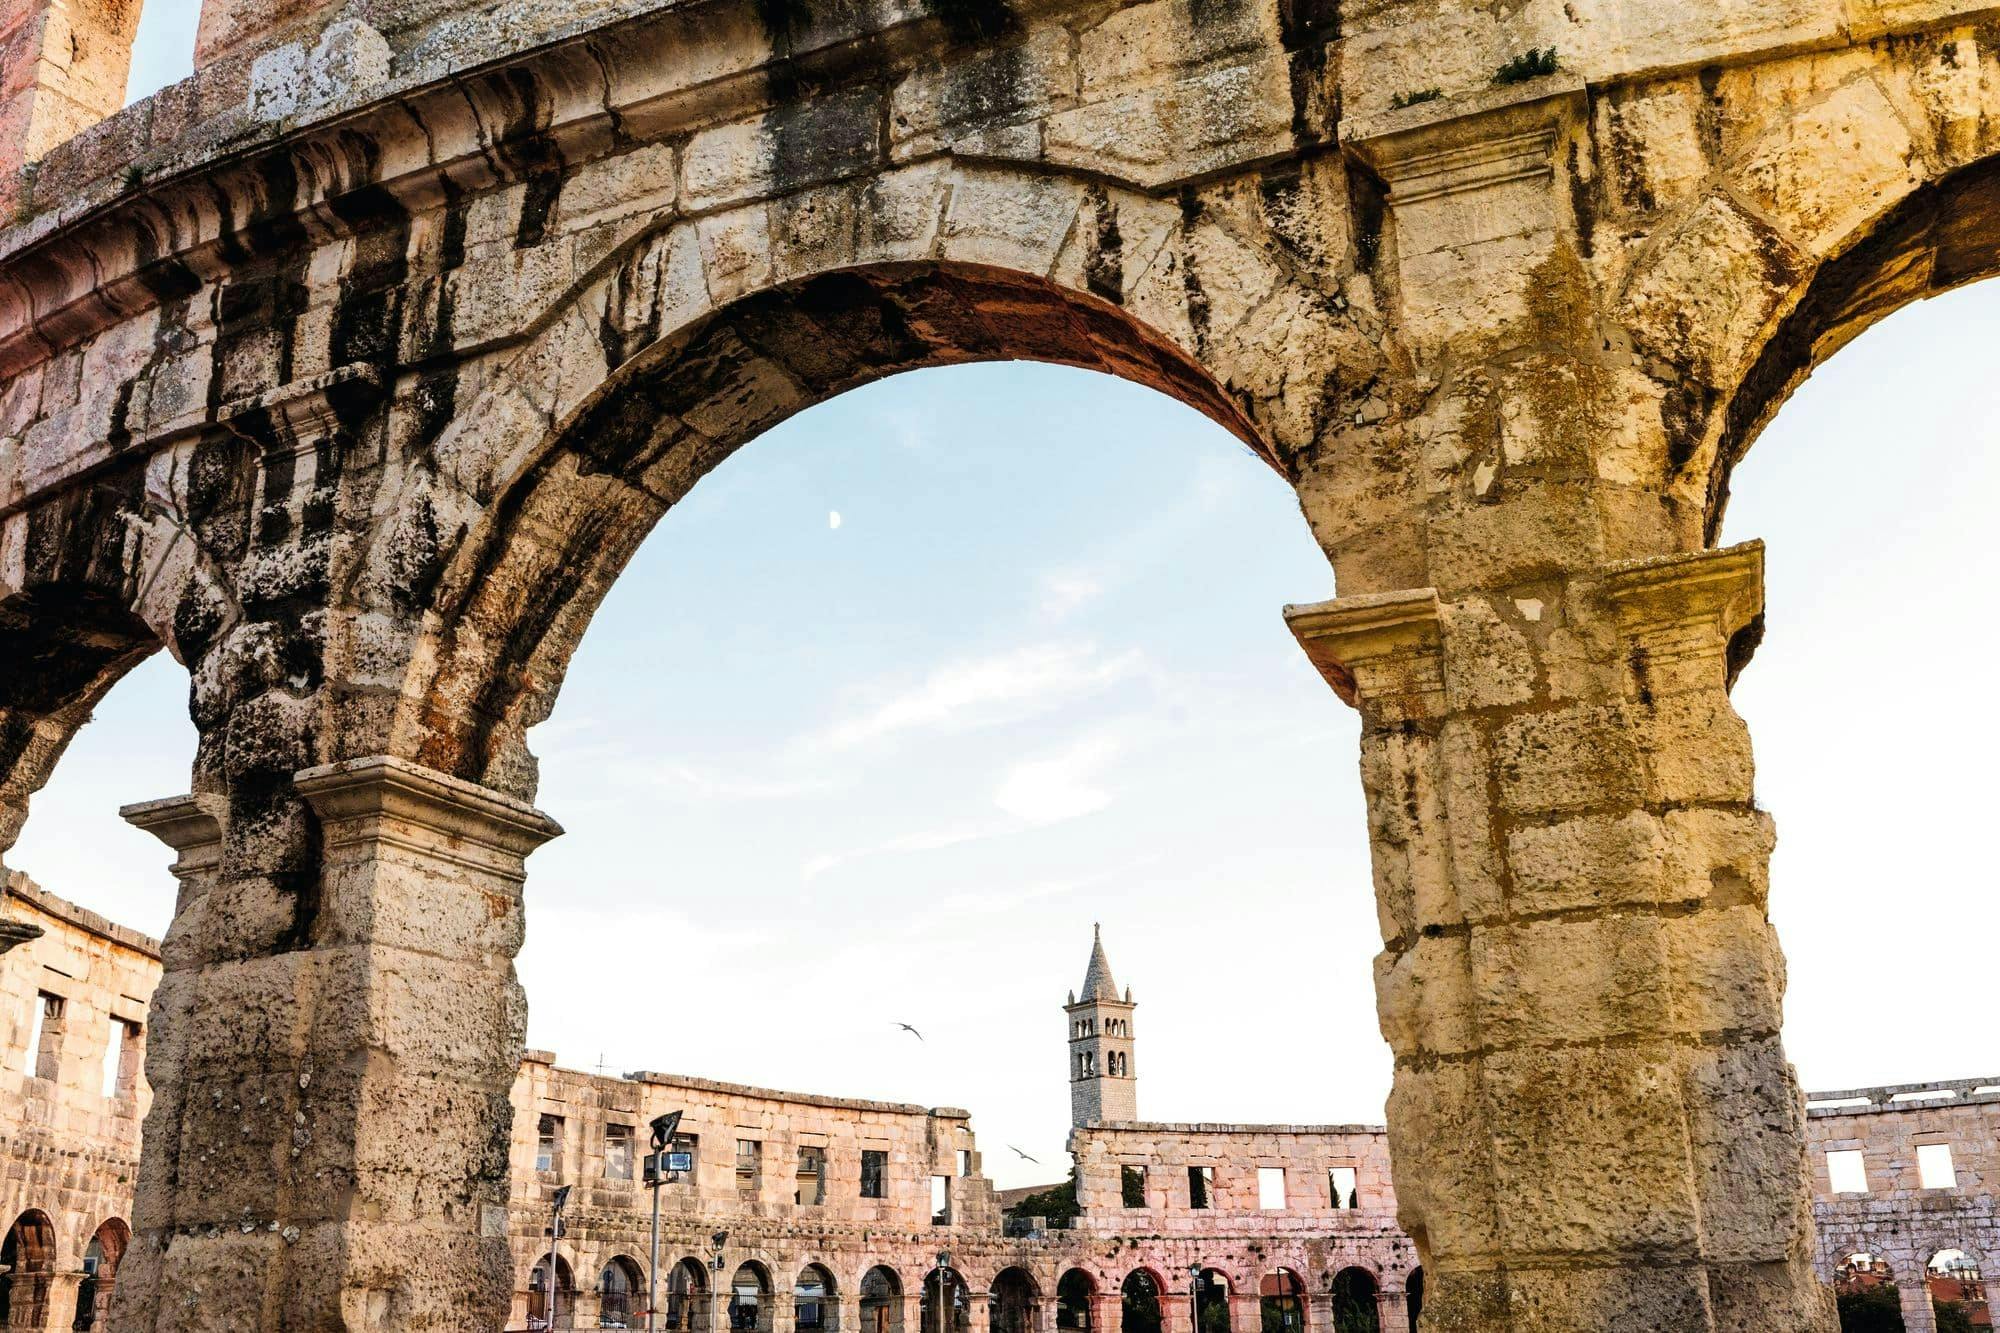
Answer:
644, 1111, 686, 1333
1187, 1266, 1201, 1333
544, 1184, 573, 1331
933, 1252, 953, 1333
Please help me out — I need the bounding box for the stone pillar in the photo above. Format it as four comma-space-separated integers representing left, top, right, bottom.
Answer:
1898, 1281, 1934, 1333
35, 1272, 79, 1333
1305, 1293, 1332, 1333
967, 1291, 991, 1333
118, 756, 560, 1331
1225, 1294, 1258, 1333
1374, 1289, 1408, 1333
1159, 1292, 1191, 1333
1287, 544, 1831, 1332
0, 0, 142, 181
774, 1292, 799, 1333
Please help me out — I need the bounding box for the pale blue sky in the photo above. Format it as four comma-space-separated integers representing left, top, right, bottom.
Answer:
18, 15, 1998, 1186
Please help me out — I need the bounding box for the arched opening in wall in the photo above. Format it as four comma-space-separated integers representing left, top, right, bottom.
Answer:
1056, 1270, 1098, 1333
0, 1209, 57, 1328
472, 261, 1385, 1187
729, 1262, 775, 1333
1193, 1270, 1229, 1333
529, 1255, 578, 1330
1835, 1252, 1906, 1333
599, 1256, 644, 1330
69, 1218, 126, 1332
1401, 1271, 1421, 1333
796, 1264, 838, 1333
989, 1267, 1038, 1333
1926, 1250, 1987, 1332
1257, 1270, 1302, 1333
1326, 1269, 1378, 1333
860, 1266, 903, 1333
919, 1266, 970, 1333
664, 1258, 711, 1331
1120, 1270, 1162, 1333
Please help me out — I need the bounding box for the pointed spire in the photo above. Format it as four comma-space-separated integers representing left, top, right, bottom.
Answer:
1080, 922, 1117, 1002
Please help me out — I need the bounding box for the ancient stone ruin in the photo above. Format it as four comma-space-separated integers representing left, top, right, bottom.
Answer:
0, 0, 1989, 1326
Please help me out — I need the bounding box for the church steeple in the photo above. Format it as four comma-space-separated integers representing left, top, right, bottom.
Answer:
1063, 923, 1137, 1126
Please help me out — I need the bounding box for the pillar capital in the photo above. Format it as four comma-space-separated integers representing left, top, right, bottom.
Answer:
119, 793, 227, 879
292, 755, 563, 881
1578, 541, 1764, 686
1283, 587, 1443, 712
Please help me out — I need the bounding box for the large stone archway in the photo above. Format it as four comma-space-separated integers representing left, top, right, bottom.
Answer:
4, 0, 2000, 1328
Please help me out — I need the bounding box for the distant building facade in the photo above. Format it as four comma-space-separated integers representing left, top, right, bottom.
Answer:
0, 892, 1988, 1332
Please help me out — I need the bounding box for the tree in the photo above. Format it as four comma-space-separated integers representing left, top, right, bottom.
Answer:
1834, 1286, 1905, 1333
1933, 1301, 1978, 1333
1005, 1180, 1078, 1221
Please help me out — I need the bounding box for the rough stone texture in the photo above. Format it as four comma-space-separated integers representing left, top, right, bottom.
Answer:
10, 0, 2000, 1326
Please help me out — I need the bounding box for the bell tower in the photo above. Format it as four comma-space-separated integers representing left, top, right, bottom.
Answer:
1064, 924, 1136, 1126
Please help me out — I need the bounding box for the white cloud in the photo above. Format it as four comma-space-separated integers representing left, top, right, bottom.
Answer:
808, 643, 1142, 752
1038, 571, 1103, 618
829, 510, 843, 530
993, 734, 1119, 823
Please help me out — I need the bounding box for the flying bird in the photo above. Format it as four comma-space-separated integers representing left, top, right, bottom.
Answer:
894, 1022, 924, 1041
1009, 1145, 1040, 1165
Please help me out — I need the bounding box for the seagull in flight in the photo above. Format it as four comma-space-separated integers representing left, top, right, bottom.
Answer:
894, 1022, 924, 1041
1009, 1145, 1040, 1165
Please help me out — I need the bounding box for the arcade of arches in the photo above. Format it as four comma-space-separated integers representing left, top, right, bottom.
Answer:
10, 0, 2000, 1325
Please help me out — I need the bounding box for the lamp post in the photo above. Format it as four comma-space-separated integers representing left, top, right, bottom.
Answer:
933, 1252, 952, 1333
545, 1184, 573, 1331
1187, 1266, 1200, 1333
645, 1111, 685, 1333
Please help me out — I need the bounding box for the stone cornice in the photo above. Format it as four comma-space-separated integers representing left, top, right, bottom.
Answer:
1579, 541, 1764, 663
293, 755, 562, 879
119, 792, 226, 877
1341, 75, 1586, 202
1282, 587, 1442, 709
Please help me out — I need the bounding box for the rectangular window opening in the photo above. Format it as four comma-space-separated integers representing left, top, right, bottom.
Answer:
956, 1148, 972, 1176
1329, 1165, 1359, 1210
1918, 1142, 1957, 1190
860, 1149, 887, 1200
1121, 1164, 1147, 1209
1825, 1149, 1868, 1195
1188, 1165, 1213, 1210
737, 1139, 762, 1197
1257, 1166, 1286, 1210
27, 993, 62, 1082
797, 1145, 826, 1206
604, 1123, 634, 1181
536, 1114, 563, 1174
931, 1173, 950, 1225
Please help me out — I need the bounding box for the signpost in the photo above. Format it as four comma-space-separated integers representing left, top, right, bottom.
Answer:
645, 1111, 687, 1332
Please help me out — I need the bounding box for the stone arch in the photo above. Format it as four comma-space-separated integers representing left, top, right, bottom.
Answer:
529, 1252, 578, 1329
1259, 1269, 1305, 1333
1326, 1269, 1378, 1333
796, 1262, 838, 1333
919, 1265, 972, 1333
598, 1255, 645, 1329
859, 1264, 904, 1333
990, 1267, 1040, 1333
1926, 1248, 1987, 1325
1120, 1269, 1165, 1333
1056, 1269, 1098, 1333
0, 1208, 58, 1329
378, 160, 1319, 796
70, 1217, 127, 1332
731, 1260, 777, 1333
663, 1256, 712, 1332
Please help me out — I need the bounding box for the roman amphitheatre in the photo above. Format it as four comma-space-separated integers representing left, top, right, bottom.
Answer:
0, 0, 1994, 1327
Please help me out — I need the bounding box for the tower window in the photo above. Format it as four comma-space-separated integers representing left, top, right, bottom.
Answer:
535, 1115, 563, 1174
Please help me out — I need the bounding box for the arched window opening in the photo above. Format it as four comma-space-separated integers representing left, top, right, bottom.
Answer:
989, 1267, 1039, 1333
796, 1265, 837, 1333
1057, 1270, 1098, 1333
860, 1266, 903, 1333
0, 1210, 57, 1329
1258, 1270, 1303, 1333
69, 1219, 126, 1332
1403, 1271, 1422, 1333
599, 1257, 643, 1330
1928, 1250, 1986, 1332
1120, 1271, 1162, 1333
662, 1258, 710, 1332
729, 1263, 774, 1333
1328, 1269, 1378, 1333
529, 1255, 578, 1330
1835, 1253, 1904, 1332
1194, 1271, 1230, 1333
919, 1266, 970, 1333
